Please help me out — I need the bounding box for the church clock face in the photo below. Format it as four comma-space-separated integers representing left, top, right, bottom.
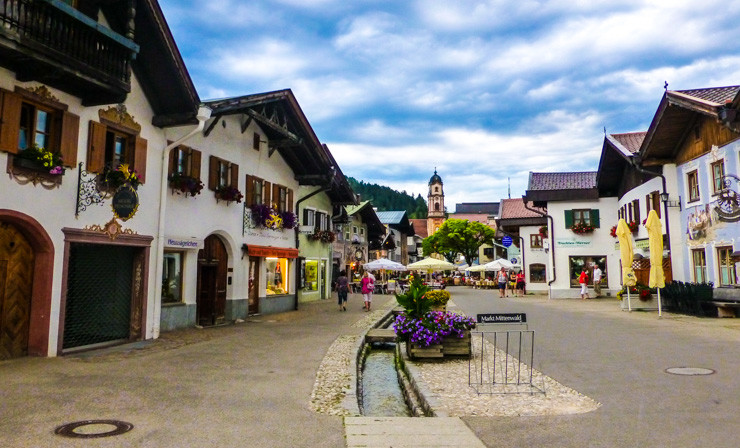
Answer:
354, 249, 364, 260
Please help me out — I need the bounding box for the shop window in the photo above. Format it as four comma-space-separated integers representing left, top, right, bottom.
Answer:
265, 257, 289, 295
687, 170, 699, 202
0, 88, 79, 167
564, 209, 600, 228
168, 145, 201, 179
711, 160, 725, 195
529, 264, 546, 283
717, 246, 736, 286
161, 252, 183, 303
691, 249, 707, 283
208, 155, 238, 190
304, 259, 319, 291
568, 256, 607, 288
530, 234, 543, 248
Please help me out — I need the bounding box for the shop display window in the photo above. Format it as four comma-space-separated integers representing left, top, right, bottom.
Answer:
304, 259, 318, 291
162, 251, 183, 303
568, 256, 607, 288
266, 257, 289, 295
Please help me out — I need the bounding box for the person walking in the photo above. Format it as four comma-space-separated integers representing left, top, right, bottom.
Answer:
516, 270, 526, 297
337, 270, 349, 311
592, 264, 602, 298
508, 270, 517, 296
497, 268, 508, 298
578, 268, 590, 300
361, 271, 375, 312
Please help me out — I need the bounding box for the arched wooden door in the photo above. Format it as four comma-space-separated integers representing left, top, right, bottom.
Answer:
0, 222, 34, 360
197, 235, 228, 326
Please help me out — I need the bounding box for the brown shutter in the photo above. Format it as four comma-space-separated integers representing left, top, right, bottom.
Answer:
264, 181, 272, 206
191, 149, 201, 179
132, 135, 147, 184
86, 120, 107, 173
287, 188, 293, 213
0, 90, 22, 154
59, 110, 79, 167
168, 146, 177, 177
230, 163, 239, 189
208, 155, 219, 190
272, 184, 279, 209
245, 174, 255, 206
632, 199, 640, 224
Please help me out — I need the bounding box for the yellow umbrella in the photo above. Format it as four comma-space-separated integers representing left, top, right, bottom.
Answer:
615, 218, 637, 311
645, 210, 665, 317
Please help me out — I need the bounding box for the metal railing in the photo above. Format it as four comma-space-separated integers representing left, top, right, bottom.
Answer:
469, 330, 545, 395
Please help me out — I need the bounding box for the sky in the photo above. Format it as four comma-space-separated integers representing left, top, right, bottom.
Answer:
158, 0, 740, 211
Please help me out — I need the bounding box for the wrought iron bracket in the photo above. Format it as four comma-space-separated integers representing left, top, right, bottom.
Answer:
75, 162, 108, 217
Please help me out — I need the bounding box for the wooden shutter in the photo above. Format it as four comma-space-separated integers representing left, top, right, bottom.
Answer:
591, 209, 600, 228
230, 163, 239, 189
272, 183, 279, 210
245, 175, 255, 206
59, 110, 79, 167
253, 132, 260, 150
303, 208, 309, 225
653, 193, 661, 218
191, 149, 201, 179
168, 146, 177, 177
0, 90, 22, 154
632, 199, 640, 224
86, 120, 107, 173
564, 210, 574, 229
263, 181, 272, 206
133, 135, 147, 183
287, 189, 293, 213
208, 155, 219, 190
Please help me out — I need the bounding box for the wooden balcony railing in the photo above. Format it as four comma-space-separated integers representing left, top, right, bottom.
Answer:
0, 0, 139, 100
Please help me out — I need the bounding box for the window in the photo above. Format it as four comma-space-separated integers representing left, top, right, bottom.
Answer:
208, 156, 238, 190
530, 234, 543, 248
245, 175, 265, 206
717, 246, 736, 286
168, 145, 202, 180
711, 160, 725, 195
266, 257, 289, 295
253, 132, 261, 151
568, 256, 608, 288
565, 209, 600, 228
687, 170, 699, 202
483, 247, 494, 258
88, 121, 148, 182
360, 227, 365, 236
303, 209, 316, 227
304, 259, 319, 291
632, 199, 640, 224
529, 263, 546, 283
691, 249, 707, 283
161, 252, 183, 303
0, 87, 79, 167
315, 212, 328, 231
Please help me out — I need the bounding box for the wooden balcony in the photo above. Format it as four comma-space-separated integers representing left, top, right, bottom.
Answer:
0, 0, 139, 105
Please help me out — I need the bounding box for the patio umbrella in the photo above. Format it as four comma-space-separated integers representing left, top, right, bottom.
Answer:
615, 218, 637, 311
407, 257, 456, 271
645, 210, 665, 317
483, 258, 513, 271
363, 258, 408, 271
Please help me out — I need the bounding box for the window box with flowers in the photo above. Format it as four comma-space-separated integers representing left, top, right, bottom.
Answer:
214, 185, 243, 204
249, 204, 297, 231
310, 228, 336, 243
98, 163, 140, 192
610, 221, 639, 238
168, 173, 204, 197
8, 144, 66, 188
570, 222, 595, 234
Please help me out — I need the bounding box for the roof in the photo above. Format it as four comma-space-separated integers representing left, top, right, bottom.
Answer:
375, 210, 414, 234
453, 202, 499, 215
610, 132, 646, 155
675, 86, 740, 105
527, 172, 597, 191
428, 169, 443, 185
408, 219, 429, 238
496, 198, 547, 228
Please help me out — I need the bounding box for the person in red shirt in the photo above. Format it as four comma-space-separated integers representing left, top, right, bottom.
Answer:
515, 270, 525, 297
578, 269, 590, 300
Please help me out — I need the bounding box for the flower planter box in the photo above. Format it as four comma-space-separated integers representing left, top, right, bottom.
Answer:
406, 330, 471, 359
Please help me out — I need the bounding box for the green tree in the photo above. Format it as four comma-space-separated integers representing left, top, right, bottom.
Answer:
422, 219, 495, 267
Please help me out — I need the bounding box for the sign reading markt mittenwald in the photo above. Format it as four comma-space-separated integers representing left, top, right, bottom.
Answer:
477, 313, 527, 324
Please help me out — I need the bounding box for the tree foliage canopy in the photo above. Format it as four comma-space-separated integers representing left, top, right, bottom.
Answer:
347, 177, 428, 218
422, 219, 495, 266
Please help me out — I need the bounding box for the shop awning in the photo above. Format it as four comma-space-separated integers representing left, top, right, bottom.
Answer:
246, 244, 299, 258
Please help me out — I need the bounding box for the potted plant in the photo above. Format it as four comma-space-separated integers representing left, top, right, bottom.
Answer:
100, 164, 140, 191
215, 185, 243, 203
14, 145, 64, 175
426, 289, 451, 312
168, 173, 204, 197
539, 225, 548, 238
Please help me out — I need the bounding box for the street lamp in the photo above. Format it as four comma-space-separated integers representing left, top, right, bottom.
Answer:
660, 192, 682, 211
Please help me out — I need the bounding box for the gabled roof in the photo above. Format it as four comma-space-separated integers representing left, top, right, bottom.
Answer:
376, 210, 414, 234
496, 198, 546, 227
346, 201, 385, 239
408, 219, 429, 238
640, 86, 740, 164
524, 172, 598, 204
203, 89, 335, 186
610, 132, 646, 155
454, 202, 499, 215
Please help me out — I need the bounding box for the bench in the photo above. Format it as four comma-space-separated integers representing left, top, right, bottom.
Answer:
710, 301, 740, 318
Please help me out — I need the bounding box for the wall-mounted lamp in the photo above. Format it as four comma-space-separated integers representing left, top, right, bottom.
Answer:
660, 192, 682, 211
241, 243, 249, 259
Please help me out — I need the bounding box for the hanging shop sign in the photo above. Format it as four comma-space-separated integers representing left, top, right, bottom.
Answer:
111, 184, 139, 221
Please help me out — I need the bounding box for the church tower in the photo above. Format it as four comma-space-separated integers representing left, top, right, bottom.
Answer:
427, 168, 445, 236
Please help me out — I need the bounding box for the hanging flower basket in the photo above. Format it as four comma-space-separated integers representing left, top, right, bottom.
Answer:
215, 185, 243, 203
538, 225, 548, 238
168, 173, 204, 197
99, 164, 140, 191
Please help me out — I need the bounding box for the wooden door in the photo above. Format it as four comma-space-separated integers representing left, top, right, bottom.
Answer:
0, 222, 34, 360
248, 256, 260, 315
196, 235, 228, 326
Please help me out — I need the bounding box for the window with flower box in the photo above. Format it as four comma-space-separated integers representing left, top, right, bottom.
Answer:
0, 87, 79, 169
208, 155, 238, 190
87, 118, 148, 183
564, 209, 599, 229
245, 175, 266, 207
168, 145, 201, 179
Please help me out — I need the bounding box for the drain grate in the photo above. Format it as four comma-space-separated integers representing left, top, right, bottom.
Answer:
665, 367, 715, 376
55, 420, 133, 438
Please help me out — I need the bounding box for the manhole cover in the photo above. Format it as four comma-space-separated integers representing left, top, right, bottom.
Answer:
665, 367, 715, 376
55, 420, 133, 438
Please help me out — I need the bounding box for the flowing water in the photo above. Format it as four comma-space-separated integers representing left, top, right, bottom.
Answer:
360, 344, 411, 416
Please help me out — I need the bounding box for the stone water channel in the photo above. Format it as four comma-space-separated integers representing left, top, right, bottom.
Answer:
357, 311, 428, 417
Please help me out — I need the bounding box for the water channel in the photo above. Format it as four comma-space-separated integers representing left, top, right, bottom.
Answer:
359, 342, 412, 416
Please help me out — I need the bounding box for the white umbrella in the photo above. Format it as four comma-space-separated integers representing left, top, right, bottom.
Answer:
483, 258, 513, 270
363, 258, 408, 271
407, 257, 456, 271
466, 264, 488, 272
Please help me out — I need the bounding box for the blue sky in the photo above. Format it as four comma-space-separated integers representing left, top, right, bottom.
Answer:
159, 0, 740, 211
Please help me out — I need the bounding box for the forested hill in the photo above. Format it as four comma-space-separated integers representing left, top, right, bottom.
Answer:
347, 177, 428, 219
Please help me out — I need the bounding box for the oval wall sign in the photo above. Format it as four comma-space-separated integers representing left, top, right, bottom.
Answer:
111, 184, 139, 221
